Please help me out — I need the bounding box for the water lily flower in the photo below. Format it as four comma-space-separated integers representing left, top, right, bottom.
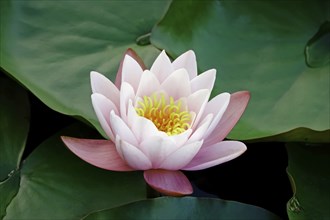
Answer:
61, 49, 250, 196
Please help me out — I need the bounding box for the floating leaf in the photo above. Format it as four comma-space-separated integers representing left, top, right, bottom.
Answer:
286, 143, 330, 219
0, 0, 170, 137
84, 197, 280, 220
3, 123, 146, 219
0, 171, 20, 218
151, 0, 330, 141
0, 77, 29, 181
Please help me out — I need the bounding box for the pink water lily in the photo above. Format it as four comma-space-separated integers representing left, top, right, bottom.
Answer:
61, 49, 250, 196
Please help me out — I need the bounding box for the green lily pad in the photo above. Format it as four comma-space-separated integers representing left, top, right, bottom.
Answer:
84, 197, 280, 220
0, 171, 20, 219
0, 0, 170, 137
3, 123, 146, 220
151, 0, 330, 141
0, 77, 29, 181
286, 143, 330, 219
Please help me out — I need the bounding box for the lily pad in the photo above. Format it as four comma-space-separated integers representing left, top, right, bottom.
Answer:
0, 0, 170, 137
151, 0, 330, 141
3, 123, 146, 220
0, 77, 29, 181
286, 143, 330, 219
0, 171, 20, 219
84, 197, 280, 220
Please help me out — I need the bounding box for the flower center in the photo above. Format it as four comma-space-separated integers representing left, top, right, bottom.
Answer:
135, 93, 191, 136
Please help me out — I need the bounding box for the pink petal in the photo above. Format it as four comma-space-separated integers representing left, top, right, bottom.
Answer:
150, 50, 173, 83
203, 91, 250, 147
160, 68, 191, 99
61, 136, 134, 171
159, 140, 203, 170
127, 102, 161, 142
91, 93, 118, 140
144, 170, 193, 196
110, 111, 138, 146
183, 141, 247, 171
187, 89, 210, 129
115, 48, 146, 89
190, 69, 216, 93
169, 129, 193, 147
139, 136, 178, 168
172, 50, 197, 79
116, 136, 152, 170
187, 114, 213, 144
119, 82, 135, 122
202, 93, 230, 139
121, 55, 144, 91
90, 71, 120, 108
136, 70, 161, 98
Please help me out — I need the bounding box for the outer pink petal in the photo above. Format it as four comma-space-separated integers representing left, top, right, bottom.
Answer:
90, 71, 120, 108
121, 55, 144, 91
160, 68, 191, 100
159, 141, 203, 170
150, 50, 173, 83
115, 48, 146, 89
116, 137, 152, 170
61, 136, 134, 171
202, 93, 230, 139
182, 141, 247, 171
144, 170, 193, 196
172, 50, 197, 79
91, 93, 118, 140
204, 91, 250, 147
190, 69, 216, 93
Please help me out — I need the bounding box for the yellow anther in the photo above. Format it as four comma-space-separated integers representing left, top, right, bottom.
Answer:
135, 93, 191, 136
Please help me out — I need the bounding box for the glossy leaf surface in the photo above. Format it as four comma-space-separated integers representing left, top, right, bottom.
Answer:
84, 197, 280, 220
3, 124, 146, 220
151, 0, 330, 141
0, 77, 29, 181
286, 143, 330, 219
0, 0, 170, 137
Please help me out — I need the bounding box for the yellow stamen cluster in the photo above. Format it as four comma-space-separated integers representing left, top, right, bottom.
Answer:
135, 94, 191, 136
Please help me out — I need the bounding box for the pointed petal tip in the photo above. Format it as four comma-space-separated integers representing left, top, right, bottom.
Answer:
187, 49, 196, 56
210, 68, 216, 73
125, 48, 135, 54
144, 170, 193, 197
61, 136, 76, 145
115, 48, 146, 88
60, 135, 68, 142
183, 141, 247, 171
90, 71, 100, 87
123, 48, 138, 59
237, 90, 251, 100
231, 90, 251, 111
124, 48, 146, 70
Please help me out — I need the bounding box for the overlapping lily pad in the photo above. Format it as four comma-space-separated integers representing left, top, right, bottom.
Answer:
0, 76, 29, 218
0, 77, 29, 181
286, 143, 330, 219
2, 123, 146, 220
84, 197, 280, 220
0, 0, 170, 137
151, 0, 330, 141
